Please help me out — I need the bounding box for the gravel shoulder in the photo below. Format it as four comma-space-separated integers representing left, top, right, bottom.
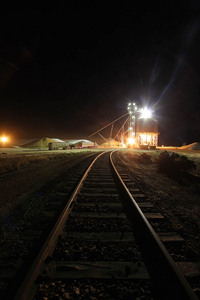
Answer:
114, 149, 200, 259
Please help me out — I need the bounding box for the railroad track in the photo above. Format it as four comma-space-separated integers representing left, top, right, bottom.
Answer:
8, 151, 198, 299
0, 153, 99, 299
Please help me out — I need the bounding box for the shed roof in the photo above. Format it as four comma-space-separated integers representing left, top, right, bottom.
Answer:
50, 138, 65, 143
63, 139, 94, 144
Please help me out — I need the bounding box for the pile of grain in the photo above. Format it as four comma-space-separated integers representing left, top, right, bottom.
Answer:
21, 137, 56, 149
179, 142, 200, 150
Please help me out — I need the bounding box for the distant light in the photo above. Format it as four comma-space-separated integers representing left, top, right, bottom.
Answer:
1, 136, 8, 142
140, 107, 152, 119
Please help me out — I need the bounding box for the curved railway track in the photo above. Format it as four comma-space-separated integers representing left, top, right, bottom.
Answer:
8, 151, 198, 299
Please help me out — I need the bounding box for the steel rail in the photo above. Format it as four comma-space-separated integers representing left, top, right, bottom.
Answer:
13, 150, 197, 299
13, 151, 105, 300
110, 150, 197, 300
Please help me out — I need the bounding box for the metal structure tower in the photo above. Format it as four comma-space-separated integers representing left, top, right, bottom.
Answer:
127, 102, 138, 143
88, 102, 157, 148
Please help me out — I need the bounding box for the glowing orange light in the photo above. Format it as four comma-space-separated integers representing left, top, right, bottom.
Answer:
139, 133, 152, 145
127, 137, 135, 145
1, 136, 8, 142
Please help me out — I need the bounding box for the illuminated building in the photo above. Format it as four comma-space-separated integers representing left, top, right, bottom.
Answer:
136, 117, 158, 148
127, 103, 159, 148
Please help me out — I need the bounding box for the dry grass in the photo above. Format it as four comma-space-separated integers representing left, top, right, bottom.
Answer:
0, 152, 90, 173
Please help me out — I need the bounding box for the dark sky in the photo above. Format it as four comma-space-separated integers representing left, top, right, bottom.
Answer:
0, 1, 200, 146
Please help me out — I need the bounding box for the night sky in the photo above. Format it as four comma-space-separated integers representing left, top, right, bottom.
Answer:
0, 1, 200, 146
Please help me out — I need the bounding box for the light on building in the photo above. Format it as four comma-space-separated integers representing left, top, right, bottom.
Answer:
127, 137, 135, 145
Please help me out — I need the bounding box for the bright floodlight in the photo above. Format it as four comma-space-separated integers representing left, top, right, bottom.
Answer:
140, 107, 152, 119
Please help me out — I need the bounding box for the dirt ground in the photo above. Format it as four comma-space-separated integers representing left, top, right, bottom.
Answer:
114, 149, 200, 259
0, 150, 97, 213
